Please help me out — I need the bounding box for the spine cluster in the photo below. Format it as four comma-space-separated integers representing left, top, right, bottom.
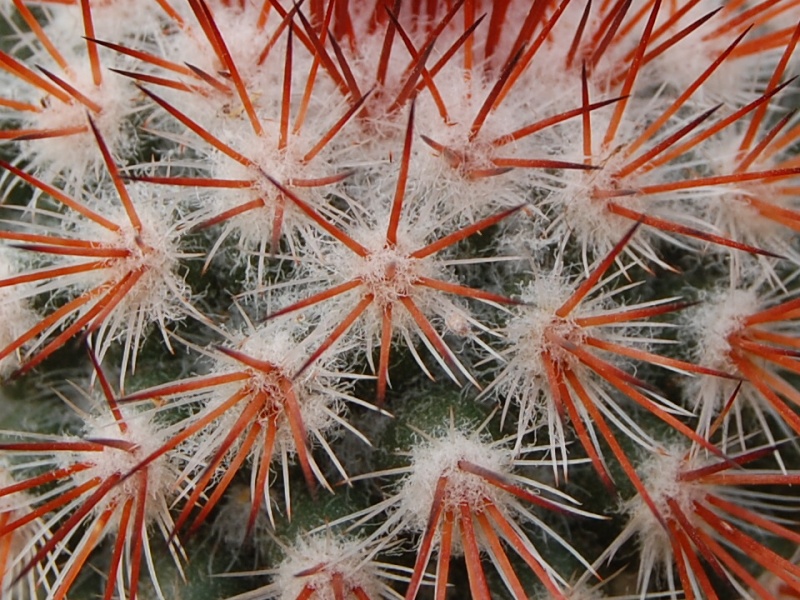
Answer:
0, 1, 799, 599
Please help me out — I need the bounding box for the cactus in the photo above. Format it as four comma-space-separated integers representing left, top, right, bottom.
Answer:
0, 1, 799, 599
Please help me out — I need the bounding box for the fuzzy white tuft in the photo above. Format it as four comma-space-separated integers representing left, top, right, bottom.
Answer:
270, 535, 390, 600
397, 428, 513, 534
70, 409, 176, 528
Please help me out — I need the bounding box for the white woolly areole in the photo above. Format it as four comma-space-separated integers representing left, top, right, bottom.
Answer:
687, 288, 768, 438
491, 275, 593, 423
0, 254, 38, 377
69, 410, 174, 530
545, 112, 654, 257
624, 447, 710, 574
271, 535, 384, 600
19, 58, 136, 183
300, 217, 462, 348
74, 187, 189, 366
397, 430, 514, 534
354, 243, 426, 308
193, 324, 340, 465
235, 325, 308, 375
670, 124, 800, 271
204, 119, 331, 247
506, 277, 582, 379
94, 214, 181, 310
692, 288, 759, 372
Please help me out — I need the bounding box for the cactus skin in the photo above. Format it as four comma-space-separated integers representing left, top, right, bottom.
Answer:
0, 1, 800, 599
